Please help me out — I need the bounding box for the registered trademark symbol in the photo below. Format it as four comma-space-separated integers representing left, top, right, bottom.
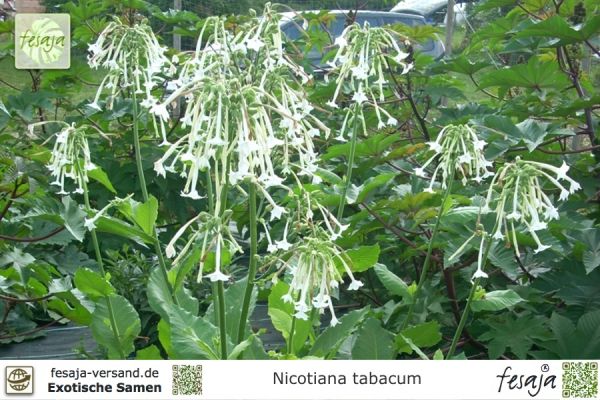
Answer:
541, 364, 549, 372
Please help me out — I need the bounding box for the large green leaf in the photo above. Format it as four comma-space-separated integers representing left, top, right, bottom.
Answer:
581, 229, 600, 274
479, 58, 569, 90
205, 277, 257, 342
73, 268, 114, 300
471, 289, 524, 312
94, 215, 154, 245
351, 318, 396, 360
478, 314, 550, 359
335, 244, 380, 273
168, 305, 220, 360
356, 173, 396, 203
90, 294, 140, 359
309, 307, 369, 358
515, 15, 600, 46
117, 196, 158, 236
61, 196, 86, 242
374, 264, 412, 300
88, 166, 117, 194
396, 321, 442, 354
147, 267, 197, 322
544, 311, 600, 358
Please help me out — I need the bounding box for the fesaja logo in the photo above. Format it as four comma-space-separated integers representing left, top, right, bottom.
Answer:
15, 13, 70, 69
496, 364, 557, 397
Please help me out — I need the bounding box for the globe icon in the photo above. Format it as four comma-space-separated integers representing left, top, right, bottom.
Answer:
7, 368, 31, 392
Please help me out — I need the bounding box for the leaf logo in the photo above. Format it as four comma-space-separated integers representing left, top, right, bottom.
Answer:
19, 17, 65, 64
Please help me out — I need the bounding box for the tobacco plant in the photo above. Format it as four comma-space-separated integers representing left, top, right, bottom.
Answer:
0, 0, 598, 360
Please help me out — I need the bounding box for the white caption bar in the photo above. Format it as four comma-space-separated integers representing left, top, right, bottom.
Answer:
0, 360, 596, 399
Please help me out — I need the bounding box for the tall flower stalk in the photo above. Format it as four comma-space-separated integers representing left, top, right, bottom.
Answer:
35, 122, 126, 359
402, 124, 491, 329
87, 16, 179, 304
153, 5, 329, 354
324, 21, 409, 219
446, 157, 580, 358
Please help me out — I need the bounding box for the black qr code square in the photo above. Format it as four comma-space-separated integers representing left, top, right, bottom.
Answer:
172, 365, 202, 396
562, 362, 598, 399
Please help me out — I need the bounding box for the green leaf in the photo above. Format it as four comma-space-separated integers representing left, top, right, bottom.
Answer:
117, 196, 158, 236
396, 321, 442, 354
478, 314, 549, 359
168, 305, 220, 360
351, 318, 396, 360
471, 289, 524, 312
136, 345, 162, 360
90, 294, 140, 359
205, 277, 257, 341
268, 281, 310, 354
61, 196, 86, 242
74, 268, 115, 300
88, 166, 117, 194
335, 244, 380, 273
227, 334, 257, 360
545, 311, 600, 358
437, 55, 490, 75
309, 307, 370, 358
397, 334, 429, 360
479, 57, 570, 90
147, 267, 176, 322
0, 248, 35, 269
94, 215, 154, 245
356, 173, 396, 203
515, 15, 600, 46
582, 229, 600, 274
374, 263, 411, 300
516, 119, 549, 152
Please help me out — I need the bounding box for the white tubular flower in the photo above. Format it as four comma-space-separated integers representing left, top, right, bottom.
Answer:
155, 12, 328, 209
325, 21, 409, 140
416, 124, 493, 192
87, 17, 172, 143
276, 234, 362, 325
483, 156, 581, 256
35, 122, 104, 196
165, 212, 242, 283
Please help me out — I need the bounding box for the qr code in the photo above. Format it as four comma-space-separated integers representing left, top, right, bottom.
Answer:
562, 362, 598, 398
172, 365, 202, 396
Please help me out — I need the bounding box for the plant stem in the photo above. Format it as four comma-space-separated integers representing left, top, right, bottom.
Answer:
401, 172, 455, 330
131, 90, 178, 305
204, 170, 221, 326
337, 105, 361, 221
288, 314, 297, 355
82, 178, 126, 359
236, 181, 258, 344
446, 233, 495, 359
217, 280, 228, 359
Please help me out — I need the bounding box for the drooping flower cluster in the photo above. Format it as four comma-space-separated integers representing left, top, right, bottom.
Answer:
325, 21, 411, 139
165, 211, 242, 282
267, 187, 359, 325
415, 124, 493, 192
31, 122, 98, 195
280, 235, 362, 325
483, 157, 581, 255
152, 11, 328, 203
87, 17, 174, 143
